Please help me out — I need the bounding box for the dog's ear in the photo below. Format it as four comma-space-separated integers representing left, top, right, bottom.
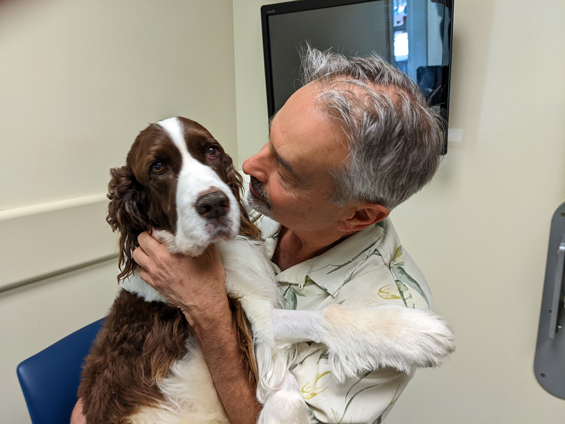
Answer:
107, 166, 150, 282
222, 153, 263, 241
223, 153, 244, 203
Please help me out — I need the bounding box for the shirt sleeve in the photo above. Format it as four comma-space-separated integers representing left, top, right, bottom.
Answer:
290, 342, 413, 424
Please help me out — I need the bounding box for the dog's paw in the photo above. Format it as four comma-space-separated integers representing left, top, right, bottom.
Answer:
320, 304, 455, 381
257, 371, 310, 424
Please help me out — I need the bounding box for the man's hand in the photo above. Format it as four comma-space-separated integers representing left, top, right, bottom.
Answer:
70, 399, 85, 424
133, 231, 229, 328
132, 231, 262, 423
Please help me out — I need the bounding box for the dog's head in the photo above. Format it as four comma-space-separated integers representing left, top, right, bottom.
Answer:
108, 116, 260, 281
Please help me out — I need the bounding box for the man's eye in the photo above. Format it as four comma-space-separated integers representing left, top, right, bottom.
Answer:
207, 146, 219, 159
151, 162, 166, 174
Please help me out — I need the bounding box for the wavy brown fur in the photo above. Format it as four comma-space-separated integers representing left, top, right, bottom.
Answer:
107, 166, 151, 283
79, 291, 257, 424
79, 118, 261, 423
229, 296, 259, 389
79, 291, 190, 422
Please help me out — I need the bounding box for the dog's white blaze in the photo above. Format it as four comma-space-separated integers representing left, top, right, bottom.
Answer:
157, 117, 239, 256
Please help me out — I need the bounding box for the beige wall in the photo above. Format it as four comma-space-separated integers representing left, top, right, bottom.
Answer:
4, 0, 565, 422
233, 0, 271, 168
0, 0, 238, 210
0, 0, 237, 422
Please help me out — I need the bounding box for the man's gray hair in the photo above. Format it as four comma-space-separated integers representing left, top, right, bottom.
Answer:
300, 47, 445, 210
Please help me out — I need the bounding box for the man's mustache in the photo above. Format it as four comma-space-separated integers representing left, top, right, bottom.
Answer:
250, 176, 272, 208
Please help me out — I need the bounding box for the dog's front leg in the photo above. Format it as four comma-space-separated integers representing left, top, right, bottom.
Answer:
272, 304, 455, 381
271, 309, 324, 344
235, 300, 311, 423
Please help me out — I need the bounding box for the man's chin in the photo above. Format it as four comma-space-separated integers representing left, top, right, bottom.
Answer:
246, 191, 275, 220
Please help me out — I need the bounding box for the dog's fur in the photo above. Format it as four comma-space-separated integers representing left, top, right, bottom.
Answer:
78, 117, 455, 424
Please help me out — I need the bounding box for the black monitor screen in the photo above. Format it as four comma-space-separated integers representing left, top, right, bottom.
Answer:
261, 0, 454, 150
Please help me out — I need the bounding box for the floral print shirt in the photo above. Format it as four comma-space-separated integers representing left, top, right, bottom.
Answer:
253, 213, 432, 424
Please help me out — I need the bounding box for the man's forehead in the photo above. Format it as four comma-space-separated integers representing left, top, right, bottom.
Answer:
269, 88, 349, 178
272, 84, 333, 131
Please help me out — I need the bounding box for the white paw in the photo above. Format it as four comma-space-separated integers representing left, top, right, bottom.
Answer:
320, 304, 455, 381
258, 371, 310, 424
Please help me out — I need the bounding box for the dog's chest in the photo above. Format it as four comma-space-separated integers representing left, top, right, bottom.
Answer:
217, 237, 279, 303
128, 340, 229, 424
123, 238, 279, 424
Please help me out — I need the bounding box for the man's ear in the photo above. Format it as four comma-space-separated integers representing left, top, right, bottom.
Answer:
337, 203, 390, 232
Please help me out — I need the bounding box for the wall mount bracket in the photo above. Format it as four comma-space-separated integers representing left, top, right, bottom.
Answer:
534, 202, 565, 399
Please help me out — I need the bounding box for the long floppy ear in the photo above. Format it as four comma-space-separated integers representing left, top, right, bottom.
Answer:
222, 153, 244, 203
107, 166, 151, 282
222, 153, 263, 241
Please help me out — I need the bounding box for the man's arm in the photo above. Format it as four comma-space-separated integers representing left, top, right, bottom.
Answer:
132, 232, 261, 424
191, 307, 261, 423
71, 235, 261, 424
70, 399, 85, 424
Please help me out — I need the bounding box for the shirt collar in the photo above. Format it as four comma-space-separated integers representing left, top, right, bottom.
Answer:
260, 217, 388, 297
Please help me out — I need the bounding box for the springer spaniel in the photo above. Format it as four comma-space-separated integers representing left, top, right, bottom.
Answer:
78, 117, 454, 424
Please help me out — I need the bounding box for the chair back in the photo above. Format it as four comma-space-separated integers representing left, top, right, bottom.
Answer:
17, 318, 104, 424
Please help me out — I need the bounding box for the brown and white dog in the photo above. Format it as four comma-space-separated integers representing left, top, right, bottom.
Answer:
78, 117, 454, 424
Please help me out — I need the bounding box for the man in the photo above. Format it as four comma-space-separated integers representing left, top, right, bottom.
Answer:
72, 48, 444, 423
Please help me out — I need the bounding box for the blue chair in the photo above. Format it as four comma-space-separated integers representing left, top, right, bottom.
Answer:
17, 318, 104, 424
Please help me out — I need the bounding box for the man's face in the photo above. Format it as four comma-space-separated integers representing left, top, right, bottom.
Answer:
242, 83, 353, 235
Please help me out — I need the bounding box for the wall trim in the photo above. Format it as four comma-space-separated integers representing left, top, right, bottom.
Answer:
0, 194, 119, 290
0, 254, 118, 294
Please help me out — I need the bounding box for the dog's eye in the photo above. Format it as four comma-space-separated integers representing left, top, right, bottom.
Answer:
206, 146, 219, 160
151, 162, 166, 174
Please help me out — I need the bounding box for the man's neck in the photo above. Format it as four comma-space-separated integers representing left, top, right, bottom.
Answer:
272, 226, 353, 271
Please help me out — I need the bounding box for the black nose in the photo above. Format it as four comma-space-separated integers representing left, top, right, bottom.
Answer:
195, 191, 229, 219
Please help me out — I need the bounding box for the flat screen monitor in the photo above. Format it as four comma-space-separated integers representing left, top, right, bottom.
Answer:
261, 0, 454, 152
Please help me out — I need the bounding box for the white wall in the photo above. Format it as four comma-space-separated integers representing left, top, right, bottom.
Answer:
4, 0, 565, 422
0, 0, 239, 210
0, 1, 237, 422
233, 0, 565, 422
233, 0, 271, 169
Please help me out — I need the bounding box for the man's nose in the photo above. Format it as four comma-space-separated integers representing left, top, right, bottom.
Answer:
242, 143, 269, 182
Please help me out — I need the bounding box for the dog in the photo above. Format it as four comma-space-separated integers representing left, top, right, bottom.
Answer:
78, 117, 454, 424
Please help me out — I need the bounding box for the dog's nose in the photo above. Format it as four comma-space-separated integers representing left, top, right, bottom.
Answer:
195, 191, 229, 219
